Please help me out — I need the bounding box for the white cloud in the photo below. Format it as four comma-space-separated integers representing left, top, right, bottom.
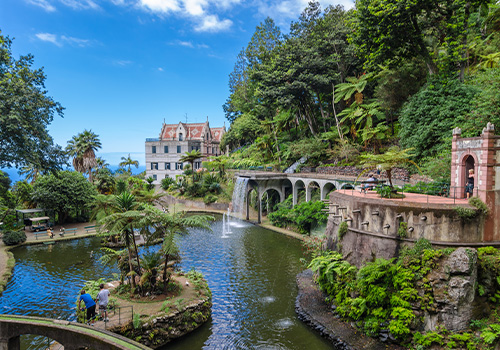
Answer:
256, 0, 355, 22
115, 60, 133, 66
183, 0, 207, 16
178, 40, 194, 47
36, 33, 94, 47
61, 35, 92, 47
59, 0, 100, 10
26, 0, 56, 12
194, 15, 232, 32
35, 33, 62, 46
158, 67, 164, 71
139, 0, 180, 13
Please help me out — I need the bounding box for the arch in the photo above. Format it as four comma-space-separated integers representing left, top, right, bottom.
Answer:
179, 133, 183, 141
459, 152, 479, 198
306, 181, 320, 202
321, 182, 337, 200
341, 183, 355, 190
293, 180, 306, 207
261, 189, 281, 217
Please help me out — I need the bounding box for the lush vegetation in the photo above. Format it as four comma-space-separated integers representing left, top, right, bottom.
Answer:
220, 0, 500, 182
309, 243, 500, 349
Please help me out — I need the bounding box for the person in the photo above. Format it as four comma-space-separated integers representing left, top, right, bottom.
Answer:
465, 169, 474, 198
46, 228, 54, 238
78, 289, 96, 325
361, 174, 378, 193
96, 283, 110, 322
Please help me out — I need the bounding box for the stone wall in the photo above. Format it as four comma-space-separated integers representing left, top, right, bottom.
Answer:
163, 193, 229, 211
113, 297, 212, 349
326, 192, 485, 268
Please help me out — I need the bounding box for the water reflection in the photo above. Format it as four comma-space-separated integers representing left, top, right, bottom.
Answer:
0, 217, 332, 350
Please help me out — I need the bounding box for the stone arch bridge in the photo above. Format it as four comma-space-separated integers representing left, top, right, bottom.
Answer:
0, 315, 150, 350
235, 172, 356, 223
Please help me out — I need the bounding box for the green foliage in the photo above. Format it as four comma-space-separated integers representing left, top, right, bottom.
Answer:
419, 151, 452, 182
2, 230, 26, 246
403, 181, 450, 197
338, 221, 348, 239
413, 331, 444, 347
454, 206, 478, 222
32, 170, 97, 224
133, 313, 141, 329
161, 177, 175, 191
293, 200, 328, 235
399, 78, 479, 160
398, 222, 408, 238
468, 196, 490, 216
0, 33, 67, 169
480, 323, 500, 344
203, 194, 217, 205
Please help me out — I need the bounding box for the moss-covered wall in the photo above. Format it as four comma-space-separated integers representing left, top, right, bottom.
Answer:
113, 297, 212, 349
326, 192, 486, 267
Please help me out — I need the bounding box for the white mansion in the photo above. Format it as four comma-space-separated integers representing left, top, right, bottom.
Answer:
145, 120, 225, 183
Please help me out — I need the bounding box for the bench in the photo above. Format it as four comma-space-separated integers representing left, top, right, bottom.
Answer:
59, 228, 77, 237
33, 231, 54, 240
360, 180, 381, 193
84, 225, 97, 233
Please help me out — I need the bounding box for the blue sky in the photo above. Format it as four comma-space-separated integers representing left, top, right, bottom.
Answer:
1, 0, 352, 166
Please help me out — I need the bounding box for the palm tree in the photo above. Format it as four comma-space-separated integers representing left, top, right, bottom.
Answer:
19, 164, 41, 184
180, 150, 202, 181
66, 130, 102, 182
209, 155, 229, 179
119, 154, 139, 173
98, 192, 143, 288
138, 206, 213, 293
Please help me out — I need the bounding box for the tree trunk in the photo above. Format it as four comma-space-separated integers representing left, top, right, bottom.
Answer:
163, 253, 170, 293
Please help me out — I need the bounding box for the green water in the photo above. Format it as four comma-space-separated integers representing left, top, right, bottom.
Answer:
0, 217, 333, 349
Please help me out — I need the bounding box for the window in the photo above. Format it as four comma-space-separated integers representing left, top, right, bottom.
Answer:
195, 162, 201, 169
153, 174, 157, 180
175, 162, 183, 170
179, 133, 183, 141
165, 175, 170, 179
152, 146, 156, 154
164, 145, 168, 153
177, 145, 181, 153
165, 163, 171, 170
151, 163, 158, 170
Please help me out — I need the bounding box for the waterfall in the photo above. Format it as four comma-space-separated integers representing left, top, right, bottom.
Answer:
232, 177, 249, 218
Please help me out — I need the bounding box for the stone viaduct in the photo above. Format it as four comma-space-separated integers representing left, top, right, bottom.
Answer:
234, 172, 355, 223
0, 315, 151, 350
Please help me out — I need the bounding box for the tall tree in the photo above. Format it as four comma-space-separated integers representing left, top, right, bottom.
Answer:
66, 130, 101, 182
119, 153, 139, 173
351, 0, 491, 77
0, 33, 66, 169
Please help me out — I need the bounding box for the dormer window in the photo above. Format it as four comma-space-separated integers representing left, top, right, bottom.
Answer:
179, 133, 183, 141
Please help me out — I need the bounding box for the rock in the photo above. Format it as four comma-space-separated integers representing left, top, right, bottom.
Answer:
446, 248, 477, 275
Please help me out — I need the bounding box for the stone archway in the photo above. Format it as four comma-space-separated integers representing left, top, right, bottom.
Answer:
321, 182, 336, 200
306, 181, 320, 202
260, 189, 281, 217
293, 180, 306, 207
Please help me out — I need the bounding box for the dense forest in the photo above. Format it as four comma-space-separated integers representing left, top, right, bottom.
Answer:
221, 0, 500, 180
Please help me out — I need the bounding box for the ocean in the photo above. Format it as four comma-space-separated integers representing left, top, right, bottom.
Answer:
1, 165, 146, 184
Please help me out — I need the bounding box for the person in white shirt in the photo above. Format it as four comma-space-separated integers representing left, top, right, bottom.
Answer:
96, 283, 110, 322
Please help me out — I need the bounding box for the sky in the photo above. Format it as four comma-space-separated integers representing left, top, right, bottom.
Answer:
1, 0, 353, 166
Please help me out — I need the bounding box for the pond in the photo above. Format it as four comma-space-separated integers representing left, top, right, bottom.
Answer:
0, 216, 333, 349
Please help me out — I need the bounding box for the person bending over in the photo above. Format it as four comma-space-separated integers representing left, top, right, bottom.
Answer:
78, 289, 96, 325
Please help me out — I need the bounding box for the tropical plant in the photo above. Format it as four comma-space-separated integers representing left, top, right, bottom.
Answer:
180, 150, 202, 182
119, 154, 139, 173
359, 147, 420, 188
65, 130, 102, 182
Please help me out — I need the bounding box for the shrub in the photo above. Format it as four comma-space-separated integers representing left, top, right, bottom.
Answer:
2, 230, 27, 246
338, 221, 348, 239
161, 177, 175, 191
468, 196, 490, 216
293, 200, 328, 235
203, 194, 217, 205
